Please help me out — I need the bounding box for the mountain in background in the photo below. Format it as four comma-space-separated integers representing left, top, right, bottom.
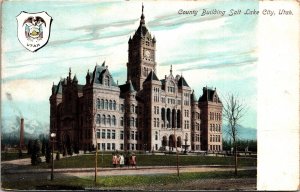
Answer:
222, 124, 257, 141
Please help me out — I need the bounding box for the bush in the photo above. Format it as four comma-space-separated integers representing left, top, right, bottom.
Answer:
31, 140, 42, 165
56, 152, 61, 160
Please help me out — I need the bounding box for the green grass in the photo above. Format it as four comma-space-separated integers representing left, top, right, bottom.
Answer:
37, 154, 256, 169
1, 152, 30, 161
1, 169, 256, 190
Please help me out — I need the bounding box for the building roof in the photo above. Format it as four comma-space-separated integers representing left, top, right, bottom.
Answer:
91, 62, 118, 86
145, 70, 159, 82
199, 87, 221, 103
178, 76, 189, 87
119, 80, 135, 94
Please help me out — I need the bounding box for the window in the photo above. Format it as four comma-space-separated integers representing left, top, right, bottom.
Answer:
112, 143, 115, 150
102, 115, 106, 125
102, 129, 106, 139
104, 76, 110, 86
97, 99, 100, 109
120, 131, 124, 140
101, 99, 104, 109
107, 115, 111, 125
96, 114, 100, 124
112, 115, 116, 126
131, 105, 135, 113
102, 143, 106, 150
155, 131, 158, 140
131, 131, 134, 140
120, 104, 124, 112
120, 117, 124, 126
135, 131, 138, 141
113, 101, 116, 110
109, 100, 112, 110
112, 130, 116, 139
107, 129, 111, 139
120, 144, 124, 150
130, 117, 134, 127
107, 143, 111, 150
96, 130, 100, 139
105, 100, 108, 109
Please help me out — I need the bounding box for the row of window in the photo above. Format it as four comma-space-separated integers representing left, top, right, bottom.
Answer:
192, 134, 200, 142
168, 86, 175, 93
96, 99, 117, 110
210, 112, 221, 121
209, 145, 221, 151
96, 129, 116, 139
210, 134, 221, 142
96, 114, 117, 126
98, 143, 116, 151
210, 124, 221, 132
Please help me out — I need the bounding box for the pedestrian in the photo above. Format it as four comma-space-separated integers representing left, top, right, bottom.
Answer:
112, 153, 117, 168
117, 154, 120, 167
119, 153, 124, 168
130, 153, 137, 168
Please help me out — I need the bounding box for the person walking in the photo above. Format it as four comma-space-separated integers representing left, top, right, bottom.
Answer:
119, 153, 124, 168
130, 153, 137, 169
112, 153, 117, 168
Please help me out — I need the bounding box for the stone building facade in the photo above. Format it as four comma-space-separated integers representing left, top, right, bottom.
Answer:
49, 6, 223, 153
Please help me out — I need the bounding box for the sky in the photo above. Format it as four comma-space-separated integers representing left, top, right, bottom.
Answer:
1, 0, 258, 135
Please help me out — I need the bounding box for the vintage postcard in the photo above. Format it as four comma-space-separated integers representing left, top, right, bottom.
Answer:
1, 0, 299, 191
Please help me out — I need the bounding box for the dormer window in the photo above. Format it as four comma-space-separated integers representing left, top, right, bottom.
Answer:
104, 75, 110, 86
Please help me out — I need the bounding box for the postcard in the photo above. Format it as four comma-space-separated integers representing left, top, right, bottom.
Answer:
1, 0, 299, 191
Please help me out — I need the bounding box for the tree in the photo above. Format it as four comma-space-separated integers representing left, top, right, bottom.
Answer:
223, 94, 247, 176
41, 139, 46, 155
45, 143, 51, 163
27, 139, 33, 155
31, 139, 42, 165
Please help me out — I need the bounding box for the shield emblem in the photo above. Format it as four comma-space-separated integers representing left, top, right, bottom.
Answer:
16, 11, 52, 52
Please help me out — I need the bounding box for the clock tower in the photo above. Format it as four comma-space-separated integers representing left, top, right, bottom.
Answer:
127, 4, 157, 91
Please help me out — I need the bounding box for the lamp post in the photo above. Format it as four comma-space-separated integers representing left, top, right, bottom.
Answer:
50, 132, 56, 181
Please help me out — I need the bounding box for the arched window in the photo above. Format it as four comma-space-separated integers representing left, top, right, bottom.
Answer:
107, 115, 111, 126
120, 117, 124, 126
155, 131, 158, 140
97, 99, 100, 109
96, 114, 100, 124
131, 105, 134, 113
102, 115, 106, 125
105, 100, 108, 109
101, 99, 104, 109
130, 117, 134, 127
113, 101, 116, 110
112, 115, 116, 126
109, 100, 112, 110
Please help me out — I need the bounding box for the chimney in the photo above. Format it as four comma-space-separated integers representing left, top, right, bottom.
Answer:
19, 118, 25, 149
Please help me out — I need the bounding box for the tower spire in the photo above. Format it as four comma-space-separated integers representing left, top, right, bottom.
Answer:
170, 65, 173, 75
140, 3, 145, 25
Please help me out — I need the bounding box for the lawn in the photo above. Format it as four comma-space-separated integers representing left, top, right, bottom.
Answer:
38, 153, 256, 169
2, 169, 257, 190
1, 152, 30, 161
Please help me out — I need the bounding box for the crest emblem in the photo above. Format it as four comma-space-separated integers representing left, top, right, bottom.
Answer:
16, 11, 52, 52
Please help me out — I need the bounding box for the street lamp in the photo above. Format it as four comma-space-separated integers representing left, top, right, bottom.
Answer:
50, 132, 56, 181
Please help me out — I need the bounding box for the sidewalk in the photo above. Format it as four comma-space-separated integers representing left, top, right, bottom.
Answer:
3, 164, 256, 174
